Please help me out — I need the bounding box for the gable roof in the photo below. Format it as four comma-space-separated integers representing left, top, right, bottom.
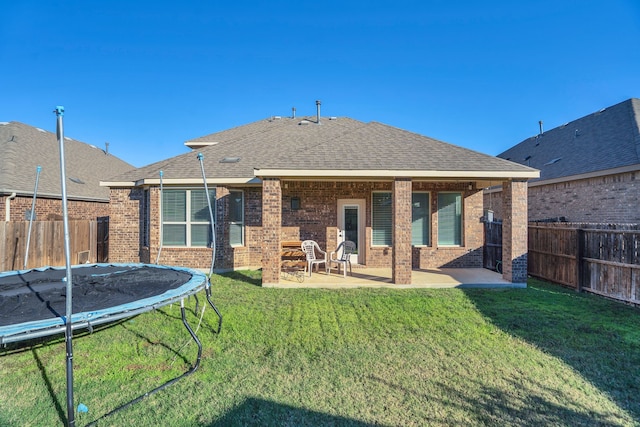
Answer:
497, 98, 640, 183
0, 121, 134, 201
103, 116, 538, 187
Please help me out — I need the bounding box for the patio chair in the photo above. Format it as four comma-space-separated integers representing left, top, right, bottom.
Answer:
328, 240, 356, 278
301, 240, 328, 277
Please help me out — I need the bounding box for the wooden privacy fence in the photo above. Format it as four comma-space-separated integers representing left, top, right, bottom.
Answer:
528, 223, 640, 305
1, 220, 100, 271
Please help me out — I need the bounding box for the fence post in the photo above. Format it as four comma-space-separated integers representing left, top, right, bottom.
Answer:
576, 228, 585, 292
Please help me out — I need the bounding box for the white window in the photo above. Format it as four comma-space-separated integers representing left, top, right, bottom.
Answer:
229, 190, 244, 246
162, 189, 216, 247
372, 191, 392, 246
412, 192, 430, 246
437, 192, 462, 246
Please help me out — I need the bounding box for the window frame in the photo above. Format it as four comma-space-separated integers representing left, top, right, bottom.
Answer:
161, 188, 216, 248
371, 191, 392, 246
411, 191, 431, 246
228, 189, 244, 247
437, 192, 463, 247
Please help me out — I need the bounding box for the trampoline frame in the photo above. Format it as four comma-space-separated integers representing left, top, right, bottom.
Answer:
0, 263, 221, 345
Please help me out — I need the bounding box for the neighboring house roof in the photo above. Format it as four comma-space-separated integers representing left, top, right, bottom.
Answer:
103, 116, 538, 187
497, 98, 640, 183
0, 121, 134, 201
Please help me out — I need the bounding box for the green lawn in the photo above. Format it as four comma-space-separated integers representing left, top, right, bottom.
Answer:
1, 272, 639, 426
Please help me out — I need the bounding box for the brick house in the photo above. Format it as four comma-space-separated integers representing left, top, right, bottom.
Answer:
102, 108, 538, 285
487, 98, 640, 223
1, 121, 133, 221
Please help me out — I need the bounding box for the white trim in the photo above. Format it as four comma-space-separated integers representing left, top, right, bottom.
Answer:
337, 199, 366, 264
255, 169, 539, 179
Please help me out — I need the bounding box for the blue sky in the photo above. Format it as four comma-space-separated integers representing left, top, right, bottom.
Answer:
2, 1, 640, 167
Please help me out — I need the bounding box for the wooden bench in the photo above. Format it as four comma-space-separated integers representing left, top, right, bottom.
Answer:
281, 241, 306, 281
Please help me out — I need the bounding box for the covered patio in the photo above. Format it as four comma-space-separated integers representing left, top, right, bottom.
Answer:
266, 266, 523, 289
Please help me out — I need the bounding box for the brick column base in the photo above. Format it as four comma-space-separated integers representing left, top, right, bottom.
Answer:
502, 180, 528, 283
261, 178, 282, 285
392, 179, 412, 284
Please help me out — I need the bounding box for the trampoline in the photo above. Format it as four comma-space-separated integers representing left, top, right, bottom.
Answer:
0, 263, 222, 425
0, 263, 220, 345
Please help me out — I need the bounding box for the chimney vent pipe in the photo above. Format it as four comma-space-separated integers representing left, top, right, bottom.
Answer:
316, 100, 321, 124
538, 120, 543, 135
292, 107, 296, 119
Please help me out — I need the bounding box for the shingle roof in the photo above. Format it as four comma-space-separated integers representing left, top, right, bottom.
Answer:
105, 116, 537, 185
0, 121, 134, 201
497, 98, 640, 182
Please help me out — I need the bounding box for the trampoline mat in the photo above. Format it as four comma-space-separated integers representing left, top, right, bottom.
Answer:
0, 265, 194, 327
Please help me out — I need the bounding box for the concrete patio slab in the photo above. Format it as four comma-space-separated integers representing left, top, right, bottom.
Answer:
264, 267, 526, 289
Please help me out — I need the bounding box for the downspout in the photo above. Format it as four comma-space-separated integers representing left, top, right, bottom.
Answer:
5, 192, 17, 221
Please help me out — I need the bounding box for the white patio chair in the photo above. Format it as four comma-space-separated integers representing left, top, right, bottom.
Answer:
329, 240, 356, 278
301, 240, 328, 277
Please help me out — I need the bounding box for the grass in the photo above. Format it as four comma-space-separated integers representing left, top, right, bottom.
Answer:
1, 271, 639, 426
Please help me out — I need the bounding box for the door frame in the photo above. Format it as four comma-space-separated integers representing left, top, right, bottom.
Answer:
337, 199, 366, 264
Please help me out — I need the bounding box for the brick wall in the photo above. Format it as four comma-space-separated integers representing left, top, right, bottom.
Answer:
2, 195, 108, 221
108, 180, 487, 273
411, 182, 484, 269
108, 187, 143, 263
484, 171, 640, 223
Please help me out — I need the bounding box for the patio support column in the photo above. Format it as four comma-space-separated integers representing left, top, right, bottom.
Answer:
392, 178, 412, 284
262, 178, 282, 285
502, 180, 528, 283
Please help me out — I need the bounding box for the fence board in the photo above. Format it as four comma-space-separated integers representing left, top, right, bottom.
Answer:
1, 220, 100, 271
526, 223, 640, 305
528, 226, 577, 289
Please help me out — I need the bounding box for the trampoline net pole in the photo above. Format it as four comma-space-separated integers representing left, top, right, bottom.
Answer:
155, 170, 164, 265
197, 153, 216, 277
55, 106, 76, 427
24, 165, 42, 269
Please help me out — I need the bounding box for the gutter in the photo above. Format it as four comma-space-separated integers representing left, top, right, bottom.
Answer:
5, 192, 16, 221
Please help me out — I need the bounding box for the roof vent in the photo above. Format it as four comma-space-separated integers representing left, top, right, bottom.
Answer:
298, 120, 310, 125
292, 107, 296, 119
220, 156, 241, 163
544, 158, 562, 165
538, 120, 543, 135
69, 177, 85, 184
9, 135, 17, 142
36, 127, 46, 133
329, 116, 337, 120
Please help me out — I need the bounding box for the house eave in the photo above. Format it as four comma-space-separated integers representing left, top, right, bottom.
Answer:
529, 163, 640, 187
101, 177, 262, 188
1, 188, 108, 202
254, 169, 540, 180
